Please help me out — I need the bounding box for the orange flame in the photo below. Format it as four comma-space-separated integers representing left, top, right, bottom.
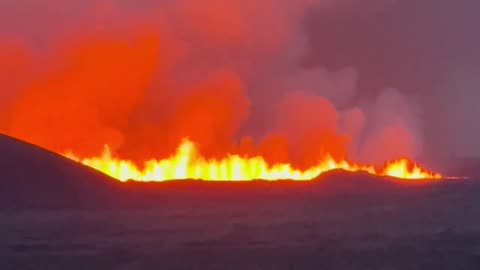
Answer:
64, 138, 442, 181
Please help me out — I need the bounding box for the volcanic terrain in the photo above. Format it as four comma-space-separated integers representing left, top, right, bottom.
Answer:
1, 133, 480, 269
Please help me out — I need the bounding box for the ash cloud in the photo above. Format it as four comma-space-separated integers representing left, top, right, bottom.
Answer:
0, 0, 432, 167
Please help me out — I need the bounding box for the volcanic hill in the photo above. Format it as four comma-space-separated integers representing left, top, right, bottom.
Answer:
0, 132, 477, 210
0, 133, 122, 209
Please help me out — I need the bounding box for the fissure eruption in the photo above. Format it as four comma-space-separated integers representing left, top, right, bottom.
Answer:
0, 0, 449, 182
65, 138, 442, 181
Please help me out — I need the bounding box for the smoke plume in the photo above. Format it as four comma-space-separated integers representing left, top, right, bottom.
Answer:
0, 0, 423, 168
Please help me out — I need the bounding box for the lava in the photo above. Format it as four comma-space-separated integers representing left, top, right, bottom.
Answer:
64, 138, 442, 182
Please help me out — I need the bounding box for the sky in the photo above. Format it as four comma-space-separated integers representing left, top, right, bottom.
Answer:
0, 0, 477, 172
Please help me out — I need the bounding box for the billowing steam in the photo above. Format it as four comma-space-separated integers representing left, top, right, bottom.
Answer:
0, 0, 424, 171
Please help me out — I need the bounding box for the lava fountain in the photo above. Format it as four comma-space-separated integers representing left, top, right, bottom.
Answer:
65, 138, 442, 182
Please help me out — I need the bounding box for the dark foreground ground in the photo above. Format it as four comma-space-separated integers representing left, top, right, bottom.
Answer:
2, 133, 480, 269
2, 178, 480, 270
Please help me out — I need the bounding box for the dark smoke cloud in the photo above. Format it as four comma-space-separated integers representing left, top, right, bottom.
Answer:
0, 0, 454, 169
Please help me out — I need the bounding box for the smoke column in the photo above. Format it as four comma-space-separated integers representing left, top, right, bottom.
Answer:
0, 0, 427, 170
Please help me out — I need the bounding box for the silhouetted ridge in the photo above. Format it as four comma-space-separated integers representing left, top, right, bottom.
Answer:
0, 133, 476, 210
0, 133, 120, 209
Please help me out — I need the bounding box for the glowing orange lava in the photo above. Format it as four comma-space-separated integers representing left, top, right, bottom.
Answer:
64, 138, 442, 181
